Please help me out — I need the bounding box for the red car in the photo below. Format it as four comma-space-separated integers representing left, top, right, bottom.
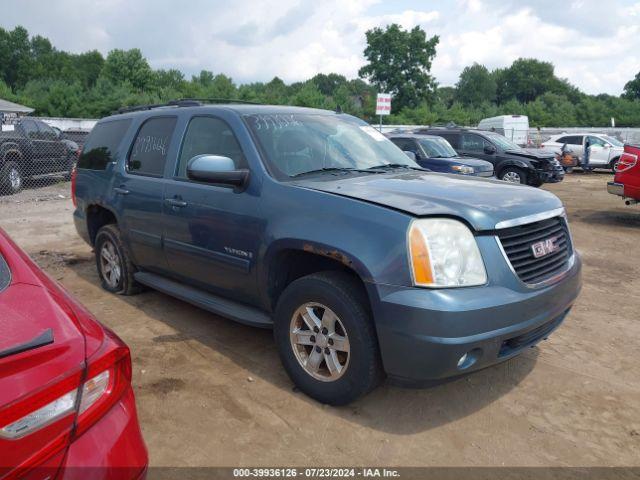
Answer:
608, 143, 640, 206
0, 229, 147, 480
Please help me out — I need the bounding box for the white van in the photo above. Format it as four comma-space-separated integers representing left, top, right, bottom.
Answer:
477, 115, 529, 146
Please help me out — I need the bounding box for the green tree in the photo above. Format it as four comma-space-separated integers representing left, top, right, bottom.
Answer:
455, 63, 496, 106
623, 71, 640, 100
358, 24, 439, 110
496, 58, 557, 103
101, 49, 152, 90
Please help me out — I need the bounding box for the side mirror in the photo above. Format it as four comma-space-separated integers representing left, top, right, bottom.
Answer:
484, 144, 497, 155
187, 155, 249, 189
403, 151, 417, 161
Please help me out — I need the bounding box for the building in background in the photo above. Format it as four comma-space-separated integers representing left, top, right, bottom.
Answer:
0, 98, 34, 127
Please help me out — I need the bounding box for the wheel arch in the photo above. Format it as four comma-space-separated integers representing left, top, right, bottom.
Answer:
85, 204, 119, 246
262, 240, 373, 313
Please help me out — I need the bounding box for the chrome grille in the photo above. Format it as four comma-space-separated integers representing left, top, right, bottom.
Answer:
497, 215, 573, 285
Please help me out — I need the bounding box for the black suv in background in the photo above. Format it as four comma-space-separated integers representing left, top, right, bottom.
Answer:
420, 127, 564, 187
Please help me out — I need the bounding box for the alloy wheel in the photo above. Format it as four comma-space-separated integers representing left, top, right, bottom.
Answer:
289, 303, 350, 382
502, 171, 522, 183
100, 240, 122, 288
8, 168, 21, 191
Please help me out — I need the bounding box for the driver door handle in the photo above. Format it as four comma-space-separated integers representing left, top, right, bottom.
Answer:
114, 187, 130, 195
164, 198, 188, 208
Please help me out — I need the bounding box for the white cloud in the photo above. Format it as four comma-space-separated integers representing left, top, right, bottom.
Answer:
1, 0, 639, 94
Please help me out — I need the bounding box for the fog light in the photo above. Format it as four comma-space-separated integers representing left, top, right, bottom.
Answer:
457, 348, 482, 370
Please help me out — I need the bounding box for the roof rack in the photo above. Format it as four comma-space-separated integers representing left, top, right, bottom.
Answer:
115, 98, 261, 115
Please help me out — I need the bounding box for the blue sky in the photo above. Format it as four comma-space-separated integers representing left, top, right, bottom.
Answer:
2, 0, 639, 94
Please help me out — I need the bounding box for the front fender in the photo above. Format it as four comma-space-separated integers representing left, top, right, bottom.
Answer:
497, 159, 532, 172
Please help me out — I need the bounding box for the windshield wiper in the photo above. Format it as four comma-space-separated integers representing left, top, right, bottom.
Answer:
367, 163, 426, 171
291, 167, 375, 178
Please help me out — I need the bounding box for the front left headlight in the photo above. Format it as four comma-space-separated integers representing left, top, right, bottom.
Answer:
408, 218, 487, 287
451, 165, 475, 175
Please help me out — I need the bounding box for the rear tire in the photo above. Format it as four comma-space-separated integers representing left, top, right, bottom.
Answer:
499, 166, 528, 185
274, 271, 383, 405
95, 224, 142, 295
0, 162, 23, 195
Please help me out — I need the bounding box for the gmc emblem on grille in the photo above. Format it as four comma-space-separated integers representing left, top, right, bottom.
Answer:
531, 236, 560, 258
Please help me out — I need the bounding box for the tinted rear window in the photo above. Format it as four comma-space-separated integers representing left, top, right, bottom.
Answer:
78, 119, 132, 170
0, 253, 10, 292
128, 117, 177, 177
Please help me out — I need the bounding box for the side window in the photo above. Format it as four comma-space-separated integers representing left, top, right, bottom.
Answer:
37, 122, 57, 140
390, 138, 417, 153
588, 136, 605, 147
176, 116, 246, 178
569, 136, 583, 145
556, 136, 568, 144
440, 133, 459, 148
78, 119, 132, 170
21, 120, 38, 139
128, 117, 177, 177
461, 134, 488, 152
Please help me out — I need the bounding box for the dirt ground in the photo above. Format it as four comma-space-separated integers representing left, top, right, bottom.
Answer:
1, 173, 639, 468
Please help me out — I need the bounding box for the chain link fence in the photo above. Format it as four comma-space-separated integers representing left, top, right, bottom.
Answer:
1, 116, 92, 199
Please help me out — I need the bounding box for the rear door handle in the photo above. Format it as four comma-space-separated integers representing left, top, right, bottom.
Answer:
114, 187, 130, 195
164, 198, 188, 208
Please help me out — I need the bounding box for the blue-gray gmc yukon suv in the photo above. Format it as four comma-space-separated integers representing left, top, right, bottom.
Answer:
72, 102, 582, 405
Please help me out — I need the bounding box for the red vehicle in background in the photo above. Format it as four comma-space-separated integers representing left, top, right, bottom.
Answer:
608, 144, 640, 206
0, 229, 147, 480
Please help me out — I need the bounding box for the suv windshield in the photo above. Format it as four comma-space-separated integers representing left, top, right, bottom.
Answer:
0, 253, 10, 292
485, 132, 522, 151
419, 137, 457, 158
244, 113, 418, 178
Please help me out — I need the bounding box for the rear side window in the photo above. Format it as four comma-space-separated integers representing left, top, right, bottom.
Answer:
78, 119, 132, 170
0, 253, 10, 292
563, 136, 583, 145
390, 138, 418, 153
439, 133, 459, 148
128, 117, 177, 177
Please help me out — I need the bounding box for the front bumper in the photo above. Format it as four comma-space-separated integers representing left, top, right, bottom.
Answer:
534, 166, 565, 184
59, 387, 148, 480
607, 182, 624, 197
368, 249, 582, 383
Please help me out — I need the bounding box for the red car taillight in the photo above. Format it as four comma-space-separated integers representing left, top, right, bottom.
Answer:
73, 329, 132, 438
70, 165, 78, 207
616, 151, 638, 173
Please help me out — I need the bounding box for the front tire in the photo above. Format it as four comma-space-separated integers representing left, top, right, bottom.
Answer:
610, 158, 619, 174
499, 166, 528, 185
274, 271, 383, 405
0, 162, 23, 195
95, 224, 142, 295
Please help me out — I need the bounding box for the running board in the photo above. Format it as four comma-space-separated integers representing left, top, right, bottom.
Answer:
134, 272, 272, 328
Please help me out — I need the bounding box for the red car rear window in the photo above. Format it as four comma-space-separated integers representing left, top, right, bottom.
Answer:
0, 253, 10, 292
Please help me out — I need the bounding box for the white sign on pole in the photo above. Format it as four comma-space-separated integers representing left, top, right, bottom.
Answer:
376, 93, 391, 115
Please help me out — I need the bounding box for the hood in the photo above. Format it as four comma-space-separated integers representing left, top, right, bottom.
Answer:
293, 171, 562, 231
506, 148, 555, 161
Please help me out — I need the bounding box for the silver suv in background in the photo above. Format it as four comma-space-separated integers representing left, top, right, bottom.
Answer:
541, 133, 624, 173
